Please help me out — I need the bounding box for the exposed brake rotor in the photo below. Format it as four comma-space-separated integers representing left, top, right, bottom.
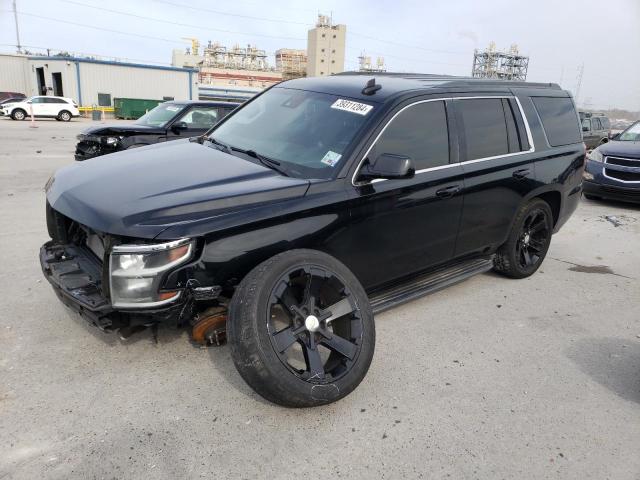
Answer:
191, 306, 227, 346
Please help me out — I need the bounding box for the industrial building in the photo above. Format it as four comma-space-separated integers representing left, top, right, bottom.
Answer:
358, 52, 386, 73
307, 15, 346, 77
275, 49, 307, 80
172, 41, 282, 88
0, 53, 197, 108
471, 43, 529, 81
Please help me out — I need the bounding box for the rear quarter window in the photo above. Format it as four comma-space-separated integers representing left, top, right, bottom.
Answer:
531, 97, 581, 147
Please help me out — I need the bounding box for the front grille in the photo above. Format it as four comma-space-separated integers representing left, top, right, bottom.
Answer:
605, 156, 640, 167
604, 169, 640, 182
604, 156, 640, 183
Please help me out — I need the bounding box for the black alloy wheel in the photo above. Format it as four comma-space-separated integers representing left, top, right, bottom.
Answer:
227, 249, 375, 407
515, 208, 550, 270
494, 199, 553, 279
267, 265, 363, 383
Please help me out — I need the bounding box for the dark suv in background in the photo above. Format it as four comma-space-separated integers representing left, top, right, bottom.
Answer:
583, 120, 640, 203
40, 74, 584, 407
75, 100, 239, 160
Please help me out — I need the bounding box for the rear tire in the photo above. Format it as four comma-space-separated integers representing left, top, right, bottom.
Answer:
58, 110, 72, 122
11, 109, 26, 121
493, 199, 553, 279
227, 249, 375, 408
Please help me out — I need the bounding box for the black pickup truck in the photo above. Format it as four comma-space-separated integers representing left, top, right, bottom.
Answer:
41, 73, 585, 407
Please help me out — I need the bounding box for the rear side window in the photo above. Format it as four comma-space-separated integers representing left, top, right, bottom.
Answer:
532, 97, 581, 146
456, 98, 509, 160
592, 118, 602, 130
371, 100, 449, 170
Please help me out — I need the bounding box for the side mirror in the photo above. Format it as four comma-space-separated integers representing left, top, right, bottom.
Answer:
360, 153, 414, 180
171, 121, 188, 132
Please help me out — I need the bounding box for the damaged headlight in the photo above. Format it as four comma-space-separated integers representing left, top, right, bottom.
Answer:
109, 238, 193, 308
104, 136, 119, 146
587, 148, 603, 163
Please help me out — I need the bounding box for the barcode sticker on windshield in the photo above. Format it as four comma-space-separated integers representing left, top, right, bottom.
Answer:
331, 99, 373, 116
321, 150, 342, 167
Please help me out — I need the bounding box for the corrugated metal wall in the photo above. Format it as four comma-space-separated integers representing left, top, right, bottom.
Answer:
0, 55, 31, 94
0, 55, 195, 106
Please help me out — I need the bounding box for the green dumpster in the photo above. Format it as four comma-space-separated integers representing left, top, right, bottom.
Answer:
113, 98, 163, 120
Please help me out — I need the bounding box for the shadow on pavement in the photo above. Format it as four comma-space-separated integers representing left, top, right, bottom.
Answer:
566, 337, 640, 404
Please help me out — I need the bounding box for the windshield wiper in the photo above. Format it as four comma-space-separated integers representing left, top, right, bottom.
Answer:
206, 136, 233, 154
231, 147, 290, 177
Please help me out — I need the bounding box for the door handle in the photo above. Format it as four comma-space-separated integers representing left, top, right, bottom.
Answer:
435, 185, 461, 198
512, 168, 531, 179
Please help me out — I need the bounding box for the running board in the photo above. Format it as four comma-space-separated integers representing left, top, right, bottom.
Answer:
368, 256, 494, 314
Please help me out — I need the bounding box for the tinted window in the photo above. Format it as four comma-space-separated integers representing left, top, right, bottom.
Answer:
582, 118, 591, 131
457, 98, 509, 160
532, 97, 582, 146
371, 101, 449, 170
44, 98, 66, 104
178, 106, 222, 129
601, 117, 610, 129
592, 118, 601, 130
31, 97, 45, 104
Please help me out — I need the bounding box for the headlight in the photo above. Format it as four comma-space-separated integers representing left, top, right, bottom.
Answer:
587, 148, 603, 163
109, 238, 193, 308
104, 136, 119, 146
76, 133, 86, 141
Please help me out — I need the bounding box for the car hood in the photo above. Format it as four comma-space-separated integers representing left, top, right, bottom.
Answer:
599, 140, 640, 159
46, 140, 310, 239
80, 123, 165, 136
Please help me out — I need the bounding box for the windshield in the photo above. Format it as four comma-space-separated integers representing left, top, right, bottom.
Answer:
209, 87, 374, 179
135, 103, 185, 127
618, 122, 640, 141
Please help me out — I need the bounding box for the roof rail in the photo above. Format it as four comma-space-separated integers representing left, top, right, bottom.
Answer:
334, 71, 561, 89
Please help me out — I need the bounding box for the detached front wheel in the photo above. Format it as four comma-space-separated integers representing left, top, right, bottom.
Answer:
227, 249, 375, 407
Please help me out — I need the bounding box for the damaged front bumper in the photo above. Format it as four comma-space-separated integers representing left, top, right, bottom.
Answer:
39, 241, 189, 332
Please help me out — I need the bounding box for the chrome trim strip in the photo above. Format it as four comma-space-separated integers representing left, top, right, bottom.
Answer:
112, 238, 191, 253
351, 95, 536, 186
603, 156, 640, 184
114, 291, 182, 310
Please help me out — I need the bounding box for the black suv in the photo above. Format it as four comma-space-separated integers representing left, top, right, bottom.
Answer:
40, 74, 585, 407
75, 100, 239, 160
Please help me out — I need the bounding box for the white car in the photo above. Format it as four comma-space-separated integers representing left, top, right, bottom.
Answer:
2, 96, 80, 122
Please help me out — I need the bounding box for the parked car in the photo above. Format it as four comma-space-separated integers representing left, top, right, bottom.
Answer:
0, 91, 25, 102
2, 96, 79, 121
40, 74, 584, 407
583, 120, 640, 203
579, 111, 611, 149
75, 100, 239, 160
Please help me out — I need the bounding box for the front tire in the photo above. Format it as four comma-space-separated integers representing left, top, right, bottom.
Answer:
227, 249, 375, 408
58, 110, 72, 122
493, 199, 553, 279
11, 109, 26, 121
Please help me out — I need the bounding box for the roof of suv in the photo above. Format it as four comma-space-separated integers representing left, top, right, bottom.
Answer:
280, 72, 563, 103
165, 100, 240, 106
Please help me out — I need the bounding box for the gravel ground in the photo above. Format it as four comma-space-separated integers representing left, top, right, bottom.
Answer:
1, 117, 639, 480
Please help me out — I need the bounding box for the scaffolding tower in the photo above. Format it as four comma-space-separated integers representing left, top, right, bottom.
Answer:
358, 52, 386, 73
200, 41, 270, 70
471, 42, 529, 81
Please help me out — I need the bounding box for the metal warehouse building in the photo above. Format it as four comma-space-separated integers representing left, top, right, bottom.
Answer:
0, 54, 197, 107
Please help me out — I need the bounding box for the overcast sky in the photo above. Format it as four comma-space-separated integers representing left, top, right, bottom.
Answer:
1, 0, 639, 110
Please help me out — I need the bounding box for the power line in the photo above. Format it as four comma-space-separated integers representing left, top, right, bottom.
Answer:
54, 0, 307, 41
150, 0, 312, 26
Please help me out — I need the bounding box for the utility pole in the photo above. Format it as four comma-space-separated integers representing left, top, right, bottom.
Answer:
575, 63, 584, 107
12, 0, 23, 54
